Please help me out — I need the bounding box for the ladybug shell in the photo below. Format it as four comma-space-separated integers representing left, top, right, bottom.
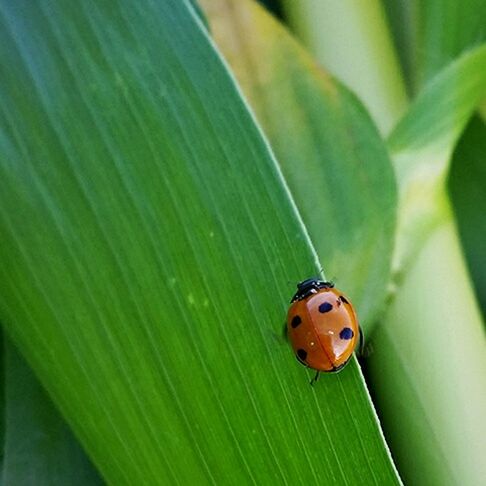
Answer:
287, 287, 359, 372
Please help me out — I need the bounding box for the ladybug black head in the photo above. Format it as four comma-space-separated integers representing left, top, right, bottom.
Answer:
291, 278, 334, 302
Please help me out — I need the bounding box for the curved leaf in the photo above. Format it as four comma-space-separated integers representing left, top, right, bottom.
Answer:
0, 0, 396, 484
381, 0, 417, 94
383, 0, 486, 94
388, 44, 486, 272
416, 0, 486, 87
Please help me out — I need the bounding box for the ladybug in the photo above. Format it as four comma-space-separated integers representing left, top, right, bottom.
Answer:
287, 278, 361, 385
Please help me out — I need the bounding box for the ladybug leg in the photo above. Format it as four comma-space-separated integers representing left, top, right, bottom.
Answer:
310, 370, 320, 386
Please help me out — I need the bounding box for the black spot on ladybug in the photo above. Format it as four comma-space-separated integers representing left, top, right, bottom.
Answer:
291, 315, 302, 328
297, 349, 308, 362
318, 302, 333, 313
339, 327, 354, 340
339, 295, 349, 305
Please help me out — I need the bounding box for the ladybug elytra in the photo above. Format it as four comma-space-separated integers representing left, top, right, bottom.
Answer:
287, 278, 361, 385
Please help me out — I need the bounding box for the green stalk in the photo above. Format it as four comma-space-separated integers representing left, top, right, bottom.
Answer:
365, 197, 486, 485
284, 0, 409, 135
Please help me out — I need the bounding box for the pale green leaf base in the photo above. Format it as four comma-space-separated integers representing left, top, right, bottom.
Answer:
365, 212, 486, 486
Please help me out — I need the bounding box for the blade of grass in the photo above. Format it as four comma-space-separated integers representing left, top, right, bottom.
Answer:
388, 44, 486, 274
2, 339, 104, 485
0, 0, 395, 483
381, 0, 419, 94
382, 0, 486, 94
416, 0, 486, 88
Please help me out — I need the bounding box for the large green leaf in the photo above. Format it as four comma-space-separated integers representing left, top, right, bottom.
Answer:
448, 116, 486, 320
388, 45, 486, 273
0, 0, 398, 484
201, 0, 397, 333
2, 340, 103, 485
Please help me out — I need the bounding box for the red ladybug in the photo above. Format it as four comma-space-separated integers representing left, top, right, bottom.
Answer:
287, 278, 361, 384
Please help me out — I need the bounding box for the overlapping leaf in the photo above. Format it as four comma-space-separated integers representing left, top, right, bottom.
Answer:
2, 341, 103, 485
388, 45, 486, 272
448, 116, 486, 320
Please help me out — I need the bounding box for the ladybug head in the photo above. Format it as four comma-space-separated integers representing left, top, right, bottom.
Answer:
291, 278, 334, 302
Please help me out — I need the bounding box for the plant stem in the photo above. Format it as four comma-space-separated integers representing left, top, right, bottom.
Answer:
365, 202, 486, 485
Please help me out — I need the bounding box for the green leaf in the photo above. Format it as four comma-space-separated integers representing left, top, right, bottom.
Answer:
2, 340, 104, 485
416, 0, 486, 88
383, 0, 486, 94
0, 0, 396, 484
187, 0, 210, 31
388, 44, 486, 273
381, 0, 418, 94
0, 332, 4, 468
448, 116, 486, 320
389, 45, 486, 154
